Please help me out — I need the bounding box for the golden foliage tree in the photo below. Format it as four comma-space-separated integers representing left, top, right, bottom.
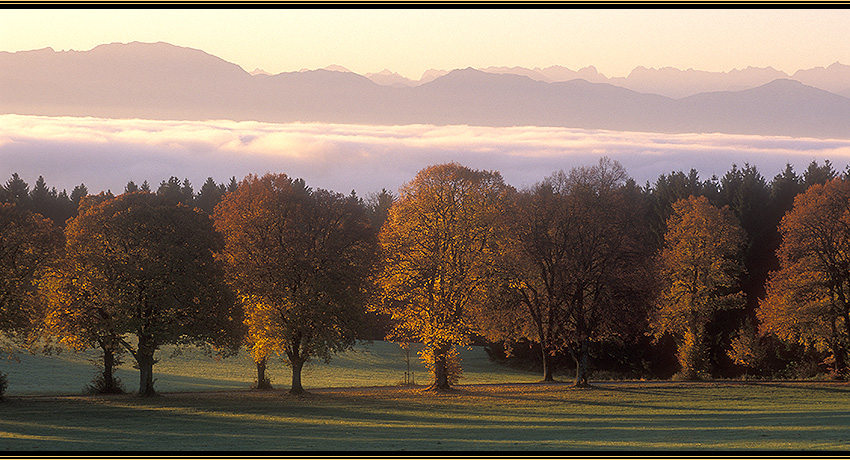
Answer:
653, 195, 746, 380
43, 193, 241, 396
758, 178, 850, 378
39, 193, 127, 394
376, 163, 509, 390
0, 203, 61, 359
214, 174, 376, 394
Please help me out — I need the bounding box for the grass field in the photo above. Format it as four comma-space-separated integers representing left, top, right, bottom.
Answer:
3, 341, 850, 451
2, 381, 850, 451
1, 340, 540, 396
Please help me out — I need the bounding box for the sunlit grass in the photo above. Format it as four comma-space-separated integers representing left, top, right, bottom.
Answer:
4, 341, 850, 451
2, 340, 539, 395
1, 382, 850, 450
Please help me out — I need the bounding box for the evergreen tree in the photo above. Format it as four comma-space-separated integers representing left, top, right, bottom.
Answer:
70, 184, 88, 206
196, 177, 226, 215
647, 169, 720, 249
4, 174, 30, 209
226, 177, 239, 194
803, 160, 836, 188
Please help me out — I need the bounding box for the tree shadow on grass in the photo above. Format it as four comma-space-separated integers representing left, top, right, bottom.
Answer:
4, 387, 850, 451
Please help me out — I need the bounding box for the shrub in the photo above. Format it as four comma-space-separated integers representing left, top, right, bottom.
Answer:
84, 368, 126, 395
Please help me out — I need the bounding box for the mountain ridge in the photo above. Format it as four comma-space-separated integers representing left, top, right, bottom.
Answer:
2, 41, 849, 139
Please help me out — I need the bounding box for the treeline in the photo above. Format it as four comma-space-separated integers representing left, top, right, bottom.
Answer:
0, 174, 240, 225
0, 158, 847, 398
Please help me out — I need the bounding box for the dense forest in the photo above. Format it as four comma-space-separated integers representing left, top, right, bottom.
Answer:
1, 157, 848, 397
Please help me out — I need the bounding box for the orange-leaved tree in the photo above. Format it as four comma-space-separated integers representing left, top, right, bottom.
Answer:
653, 195, 746, 380
0, 203, 61, 342
375, 163, 510, 390
1, 203, 62, 397
758, 178, 850, 378
39, 194, 129, 394
214, 174, 377, 394
43, 192, 241, 396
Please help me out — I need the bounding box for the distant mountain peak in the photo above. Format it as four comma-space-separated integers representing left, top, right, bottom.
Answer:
3, 41, 850, 139
322, 64, 352, 73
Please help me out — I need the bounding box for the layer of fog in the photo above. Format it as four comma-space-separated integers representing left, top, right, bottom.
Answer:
2, 114, 850, 196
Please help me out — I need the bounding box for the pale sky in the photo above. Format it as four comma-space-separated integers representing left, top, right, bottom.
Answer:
2, 8, 849, 80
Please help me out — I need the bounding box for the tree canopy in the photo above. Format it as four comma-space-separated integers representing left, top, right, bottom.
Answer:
46, 192, 241, 396
0, 203, 62, 352
759, 178, 850, 378
485, 158, 652, 386
214, 173, 377, 394
653, 195, 746, 380
375, 163, 510, 390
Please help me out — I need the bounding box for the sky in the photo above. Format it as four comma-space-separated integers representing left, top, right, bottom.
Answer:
3, 8, 850, 196
2, 9, 850, 79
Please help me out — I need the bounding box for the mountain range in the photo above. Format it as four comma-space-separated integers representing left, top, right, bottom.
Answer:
363, 63, 850, 100
2, 41, 850, 139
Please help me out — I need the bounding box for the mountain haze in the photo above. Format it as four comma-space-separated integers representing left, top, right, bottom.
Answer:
2, 42, 850, 139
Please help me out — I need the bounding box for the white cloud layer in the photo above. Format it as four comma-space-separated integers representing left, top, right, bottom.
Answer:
3, 114, 850, 196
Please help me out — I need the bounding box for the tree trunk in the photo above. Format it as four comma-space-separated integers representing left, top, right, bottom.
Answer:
541, 344, 555, 382
254, 356, 273, 390
136, 335, 157, 397
677, 323, 704, 381
831, 339, 847, 380
838, 299, 850, 380
428, 343, 452, 391
573, 338, 590, 388
137, 353, 156, 397
290, 358, 305, 394
572, 288, 590, 388
102, 346, 118, 393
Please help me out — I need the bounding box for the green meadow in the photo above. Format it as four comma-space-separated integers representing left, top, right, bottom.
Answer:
2, 341, 850, 451
1, 341, 539, 395
3, 381, 850, 451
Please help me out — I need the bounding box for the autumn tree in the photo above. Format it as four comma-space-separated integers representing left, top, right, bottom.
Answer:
376, 163, 509, 390
47, 192, 241, 396
758, 178, 850, 378
653, 195, 746, 380
0, 203, 62, 352
40, 195, 125, 393
647, 169, 720, 249
486, 159, 651, 386
214, 174, 376, 394
41, 268, 127, 393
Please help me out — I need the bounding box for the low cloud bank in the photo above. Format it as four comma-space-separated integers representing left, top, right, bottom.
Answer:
2, 114, 849, 196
